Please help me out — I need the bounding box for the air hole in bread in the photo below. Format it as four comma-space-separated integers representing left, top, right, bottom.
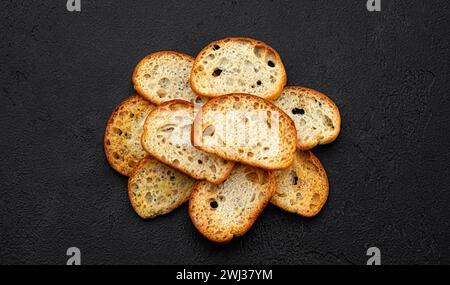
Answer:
268, 60, 275, 67
293, 176, 299, 185
210, 200, 219, 209
311, 193, 320, 205
292, 108, 305, 115
158, 77, 170, 88
203, 125, 215, 137
188, 156, 193, 162
198, 160, 203, 164
106, 139, 111, 145
145, 192, 153, 204
157, 89, 167, 98
209, 164, 216, 173
213, 44, 220, 51
115, 128, 123, 136
246, 172, 259, 183
170, 175, 176, 181
266, 111, 272, 128
248, 152, 254, 157
144, 74, 151, 79
253, 45, 264, 58
263, 147, 269, 151
212, 68, 222, 77
173, 159, 180, 166
257, 80, 262, 85
113, 152, 120, 160
324, 115, 334, 129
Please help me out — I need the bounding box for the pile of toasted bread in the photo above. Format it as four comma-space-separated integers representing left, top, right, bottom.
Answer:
104, 37, 341, 243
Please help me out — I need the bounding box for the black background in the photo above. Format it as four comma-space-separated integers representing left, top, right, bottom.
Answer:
1, 0, 449, 265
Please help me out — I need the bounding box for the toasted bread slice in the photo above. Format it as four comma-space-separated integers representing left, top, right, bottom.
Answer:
141, 100, 234, 184
273, 87, 341, 150
104, 95, 155, 176
190, 37, 286, 100
192, 94, 297, 170
272, 150, 329, 217
189, 164, 275, 243
132, 51, 198, 105
128, 157, 196, 219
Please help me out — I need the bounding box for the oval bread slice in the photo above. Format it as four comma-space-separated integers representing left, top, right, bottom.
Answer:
190, 37, 287, 100
189, 164, 275, 243
132, 51, 197, 105
272, 150, 329, 217
128, 157, 196, 219
104, 95, 155, 176
192, 94, 297, 170
141, 100, 235, 184
273, 86, 341, 150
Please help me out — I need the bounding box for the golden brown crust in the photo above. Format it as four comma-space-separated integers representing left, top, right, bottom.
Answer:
281, 86, 341, 150
191, 94, 297, 170
104, 95, 155, 176
190, 37, 287, 100
132, 51, 196, 105
188, 169, 276, 243
271, 150, 329, 217
141, 100, 235, 184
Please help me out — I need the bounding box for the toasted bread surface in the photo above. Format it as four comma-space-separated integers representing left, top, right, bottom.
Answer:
192, 94, 297, 170
190, 37, 286, 100
104, 95, 155, 176
189, 164, 275, 243
273, 86, 341, 150
128, 157, 196, 219
272, 150, 329, 217
133, 51, 198, 105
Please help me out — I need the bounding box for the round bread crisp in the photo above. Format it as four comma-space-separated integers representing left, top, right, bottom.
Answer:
192, 94, 297, 170
132, 51, 198, 105
272, 150, 329, 217
190, 37, 287, 100
128, 157, 196, 219
189, 164, 275, 243
104, 95, 155, 176
273, 86, 341, 150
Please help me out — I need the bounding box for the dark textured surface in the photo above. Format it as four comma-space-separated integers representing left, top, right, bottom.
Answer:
1, 0, 449, 265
